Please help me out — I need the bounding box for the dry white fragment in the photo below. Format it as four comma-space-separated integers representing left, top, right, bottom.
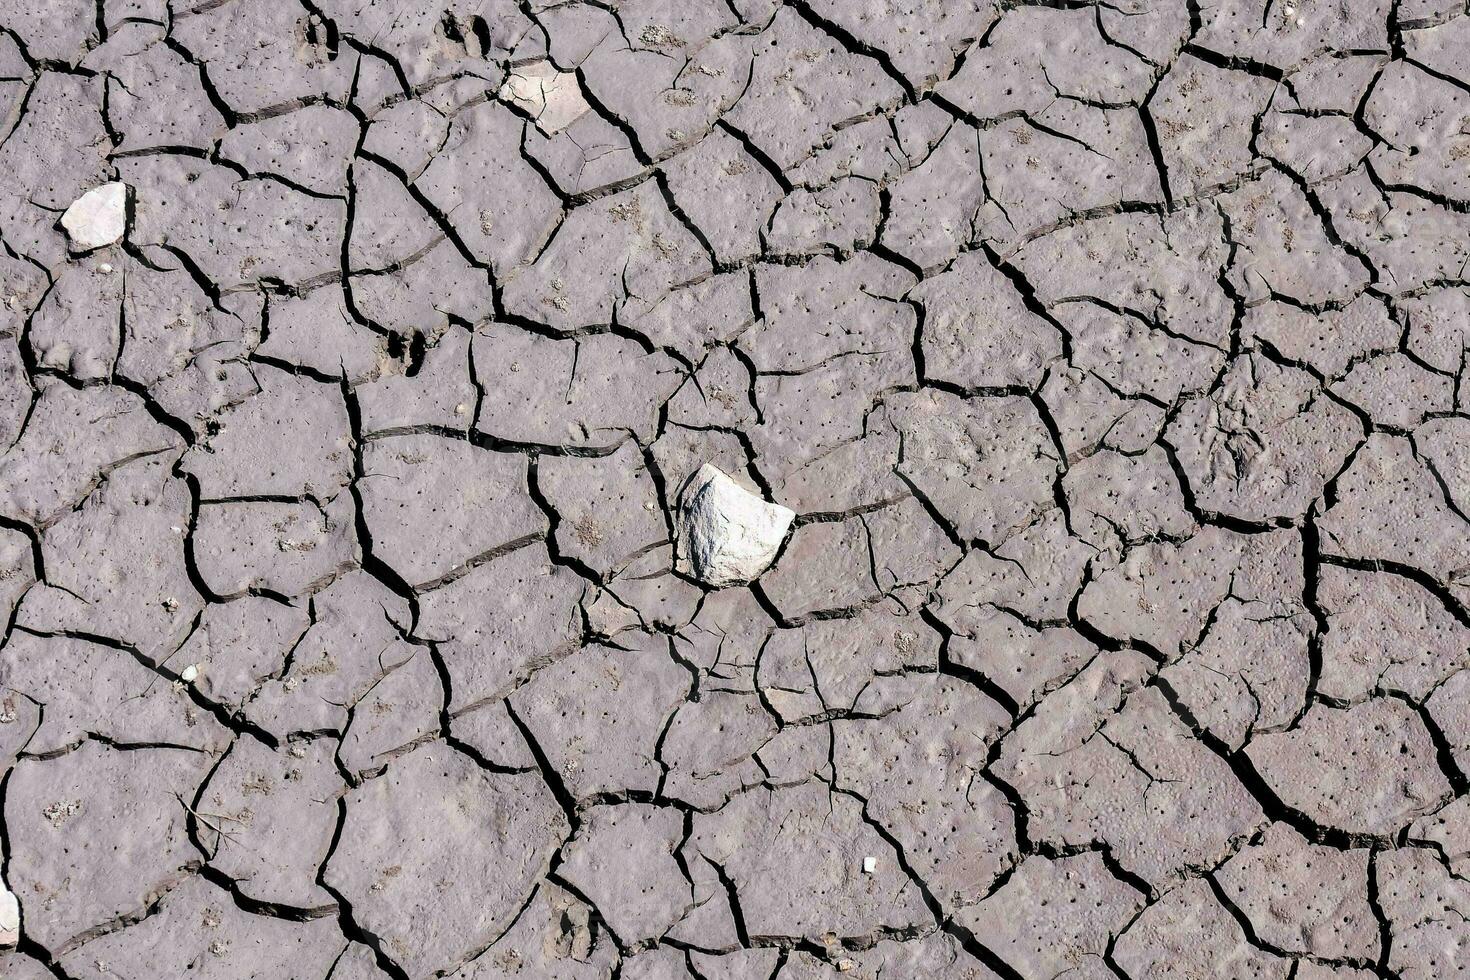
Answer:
674, 464, 794, 588
862, 856, 878, 874
498, 61, 591, 135
98, 262, 113, 273
0, 879, 17, 948
180, 664, 199, 683
42, 799, 82, 828
60, 182, 128, 251
1296, 16, 1305, 25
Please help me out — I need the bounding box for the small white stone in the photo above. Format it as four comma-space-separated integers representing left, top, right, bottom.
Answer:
60, 182, 128, 251
180, 664, 199, 683
674, 464, 794, 588
0, 879, 18, 947
1296, 16, 1305, 25
1283, 4, 1295, 14
862, 855, 878, 874
98, 262, 113, 273
498, 61, 591, 135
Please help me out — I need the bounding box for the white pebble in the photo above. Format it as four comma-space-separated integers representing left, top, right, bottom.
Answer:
180, 664, 199, 683
61, 182, 128, 251
0, 880, 17, 947
673, 464, 794, 588
862, 856, 878, 874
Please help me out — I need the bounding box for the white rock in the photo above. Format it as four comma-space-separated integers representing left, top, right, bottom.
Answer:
0, 879, 18, 947
180, 663, 199, 683
498, 61, 591, 135
674, 464, 794, 588
60, 182, 128, 251
862, 856, 878, 874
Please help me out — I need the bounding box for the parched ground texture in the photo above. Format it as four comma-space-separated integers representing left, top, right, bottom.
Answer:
2, 0, 1470, 978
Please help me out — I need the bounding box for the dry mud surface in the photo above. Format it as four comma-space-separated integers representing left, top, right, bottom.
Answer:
2, 1, 1470, 978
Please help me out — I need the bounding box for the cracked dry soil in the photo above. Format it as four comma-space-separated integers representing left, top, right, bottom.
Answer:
1, 0, 1469, 978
